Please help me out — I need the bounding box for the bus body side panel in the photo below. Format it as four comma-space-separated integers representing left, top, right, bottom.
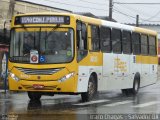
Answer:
77, 66, 102, 92
101, 53, 119, 91
130, 55, 141, 85
134, 27, 158, 87
117, 54, 133, 89
149, 56, 158, 85
136, 55, 158, 87
101, 53, 134, 91
77, 52, 103, 92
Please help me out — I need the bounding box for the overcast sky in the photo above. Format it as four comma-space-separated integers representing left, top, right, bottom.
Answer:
23, 0, 160, 24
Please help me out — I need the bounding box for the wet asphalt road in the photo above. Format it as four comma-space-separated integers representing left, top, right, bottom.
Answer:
1, 80, 160, 120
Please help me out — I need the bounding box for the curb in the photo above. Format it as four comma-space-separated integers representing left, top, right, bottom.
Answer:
0, 90, 4, 93
0, 90, 8, 93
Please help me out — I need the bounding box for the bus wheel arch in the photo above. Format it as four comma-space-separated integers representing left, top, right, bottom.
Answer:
121, 72, 140, 95
81, 72, 98, 102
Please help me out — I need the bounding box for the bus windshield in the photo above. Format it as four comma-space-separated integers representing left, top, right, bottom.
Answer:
10, 28, 74, 64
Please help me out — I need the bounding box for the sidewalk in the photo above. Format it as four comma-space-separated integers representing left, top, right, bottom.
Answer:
0, 89, 8, 93
0, 89, 5, 93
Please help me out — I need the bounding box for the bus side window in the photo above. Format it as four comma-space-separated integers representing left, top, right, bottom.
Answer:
76, 22, 87, 50
76, 21, 88, 62
112, 28, 122, 53
82, 23, 87, 50
149, 36, 156, 56
100, 26, 111, 53
132, 32, 141, 55
122, 30, 131, 54
141, 34, 148, 55
91, 25, 100, 51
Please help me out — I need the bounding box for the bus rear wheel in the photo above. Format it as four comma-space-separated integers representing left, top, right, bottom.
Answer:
28, 91, 42, 101
121, 76, 140, 95
130, 77, 140, 95
81, 75, 97, 102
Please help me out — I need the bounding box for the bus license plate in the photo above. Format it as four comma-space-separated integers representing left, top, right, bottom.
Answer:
33, 84, 44, 89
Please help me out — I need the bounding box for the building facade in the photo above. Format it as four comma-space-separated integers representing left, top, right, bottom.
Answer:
0, 0, 71, 29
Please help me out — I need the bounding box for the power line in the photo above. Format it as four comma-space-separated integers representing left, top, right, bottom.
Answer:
113, 6, 137, 18
113, 8, 160, 23
113, 9, 137, 23
113, 2, 160, 23
44, 0, 108, 11
114, 2, 160, 5
113, 8, 136, 19
114, 4, 152, 17
79, 0, 107, 6
141, 10, 160, 22
114, 4, 160, 21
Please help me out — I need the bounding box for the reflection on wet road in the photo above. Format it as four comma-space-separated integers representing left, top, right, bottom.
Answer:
1, 81, 160, 119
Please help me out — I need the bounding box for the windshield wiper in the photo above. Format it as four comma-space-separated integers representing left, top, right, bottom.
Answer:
45, 24, 60, 40
38, 27, 42, 51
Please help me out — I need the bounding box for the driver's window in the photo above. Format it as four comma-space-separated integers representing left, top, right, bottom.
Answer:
76, 21, 88, 62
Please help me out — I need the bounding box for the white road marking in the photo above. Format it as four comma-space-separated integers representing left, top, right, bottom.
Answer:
132, 101, 160, 108
73, 99, 110, 106
103, 100, 133, 107
43, 102, 56, 105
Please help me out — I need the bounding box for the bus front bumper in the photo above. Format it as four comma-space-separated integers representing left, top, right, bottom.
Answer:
8, 76, 77, 93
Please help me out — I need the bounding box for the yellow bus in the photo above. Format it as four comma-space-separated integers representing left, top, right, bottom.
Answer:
8, 12, 158, 102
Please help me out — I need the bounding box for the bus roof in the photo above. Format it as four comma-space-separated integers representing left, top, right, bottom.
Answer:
13, 12, 157, 36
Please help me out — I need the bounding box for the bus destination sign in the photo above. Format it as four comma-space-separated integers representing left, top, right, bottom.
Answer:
15, 16, 70, 25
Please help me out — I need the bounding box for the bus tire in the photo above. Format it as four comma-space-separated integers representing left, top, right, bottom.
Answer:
121, 75, 140, 96
28, 91, 42, 101
81, 75, 97, 102
131, 76, 140, 95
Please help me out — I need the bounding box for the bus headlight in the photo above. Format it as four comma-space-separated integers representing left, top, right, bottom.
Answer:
9, 72, 19, 81
58, 72, 75, 82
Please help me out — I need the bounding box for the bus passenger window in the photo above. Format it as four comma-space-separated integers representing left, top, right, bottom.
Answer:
91, 25, 100, 51
141, 34, 148, 55
122, 31, 131, 54
132, 32, 140, 55
149, 36, 156, 55
100, 27, 111, 52
112, 29, 121, 53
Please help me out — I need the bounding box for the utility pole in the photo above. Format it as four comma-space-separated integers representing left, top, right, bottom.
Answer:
109, 0, 113, 21
136, 15, 139, 27
7, 0, 15, 19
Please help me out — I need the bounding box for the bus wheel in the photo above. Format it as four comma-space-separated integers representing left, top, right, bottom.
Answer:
131, 77, 140, 95
81, 75, 97, 102
28, 92, 42, 101
121, 77, 140, 96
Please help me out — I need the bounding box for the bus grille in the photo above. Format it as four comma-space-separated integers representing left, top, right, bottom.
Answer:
16, 67, 62, 75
